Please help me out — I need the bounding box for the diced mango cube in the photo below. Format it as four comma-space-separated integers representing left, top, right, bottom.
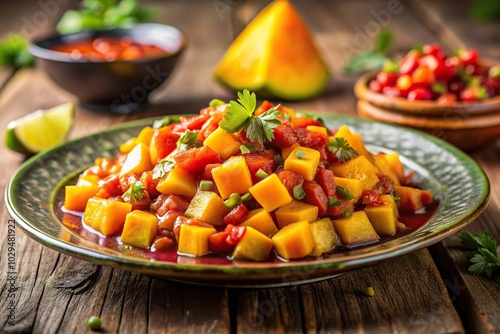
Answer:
275, 200, 318, 229
281, 142, 300, 160
203, 127, 241, 160
83, 198, 132, 236
329, 155, 379, 190
309, 218, 338, 256
385, 152, 405, 181
156, 166, 197, 199
333, 125, 372, 159
212, 156, 253, 199
136, 126, 155, 147
76, 175, 99, 187
373, 153, 400, 186
306, 125, 328, 135
119, 143, 153, 177
120, 137, 137, 153
121, 210, 158, 248
394, 186, 432, 213
232, 227, 274, 261
332, 211, 380, 245
64, 185, 99, 211
178, 225, 217, 257
364, 195, 399, 236
249, 174, 293, 211
333, 177, 364, 202
240, 209, 278, 237
272, 220, 316, 259
284, 146, 320, 181
185, 191, 229, 225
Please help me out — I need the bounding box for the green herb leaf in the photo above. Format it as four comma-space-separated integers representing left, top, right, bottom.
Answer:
0, 34, 34, 68
293, 184, 306, 200
177, 130, 200, 151
274, 155, 284, 166
153, 116, 174, 129
460, 231, 500, 277
122, 181, 145, 204
152, 159, 175, 179
209, 98, 225, 108
374, 29, 393, 53
240, 145, 251, 154
343, 29, 393, 74
341, 211, 353, 218
328, 197, 341, 207
303, 112, 327, 128
295, 150, 307, 159
327, 137, 358, 162
336, 186, 355, 200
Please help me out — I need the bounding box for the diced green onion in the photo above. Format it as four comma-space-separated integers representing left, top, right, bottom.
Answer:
199, 180, 213, 191
255, 168, 269, 180
240, 145, 251, 154
341, 211, 353, 218
382, 59, 399, 73
328, 197, 341, 207
431, 82, 446, 94
209, 98, 225, 108
224, 193, 242, 209
274, 155, 284, 165
293, 184, 306, 200
488, 65, 500, 79
295, 150, 306, 159
241, 193, 253, 202
336, 186, 355, 200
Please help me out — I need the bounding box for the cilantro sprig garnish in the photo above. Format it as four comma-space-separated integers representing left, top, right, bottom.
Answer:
327, 137, 358, 162
122, 181, 145, 204
178, 130, 200, 151
460, 231, 500, 277
152, 159, 175, 179
219, 89, 281, 144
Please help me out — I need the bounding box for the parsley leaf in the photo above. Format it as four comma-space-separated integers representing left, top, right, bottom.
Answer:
0, 34, 33, 68
327, 137, 358, 162
219, 89, 281, 144
343, 29, 393, 74
336, 186, 355, 200
460, 231, 500, 278
152, 159, 175, 179
153, 116, 175, 129
122, 181, 145, 204
178, 130, 200, 151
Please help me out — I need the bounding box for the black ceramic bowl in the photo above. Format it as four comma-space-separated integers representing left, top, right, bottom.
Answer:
29, 23, 187, 113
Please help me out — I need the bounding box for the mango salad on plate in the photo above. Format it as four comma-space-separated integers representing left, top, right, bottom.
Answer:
64, 90, 434, 262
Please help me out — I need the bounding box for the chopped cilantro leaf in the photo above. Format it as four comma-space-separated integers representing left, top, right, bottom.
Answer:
122, 181, 145, 204
327, 137, 358, 162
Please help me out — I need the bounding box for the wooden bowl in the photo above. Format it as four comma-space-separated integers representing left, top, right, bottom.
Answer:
354, 70, 500, 151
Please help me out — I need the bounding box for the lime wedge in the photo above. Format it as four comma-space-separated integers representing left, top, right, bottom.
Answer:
5, 102, 74, 155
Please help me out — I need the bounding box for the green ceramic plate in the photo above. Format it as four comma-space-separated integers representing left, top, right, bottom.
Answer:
5, 113, 490, 287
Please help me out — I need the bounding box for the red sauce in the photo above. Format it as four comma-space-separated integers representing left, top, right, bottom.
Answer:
51, 36, 168, 62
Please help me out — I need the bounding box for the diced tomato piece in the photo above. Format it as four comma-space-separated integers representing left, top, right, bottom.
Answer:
271, 122, 298, 149
422, 44, 445, 59
327, 197, 355, 217
421, 190, 433, 206
411, 65, 435, 84
244, 151, 278, 183
459, 49, 479, 66
408, 87, 433, 101
202, 163, 221, 181
174, 146, 222, 174
296, 128, 329, 162
376, 72, 398, 88
180, 114, 209, 131
369, 79, 382, 93
291, 116, 323, 128
225, 225, 247, 245
315, 168, 336, 199
150, 125, 179, 162
96, 174, 122, 198
140, 171, 160, 199
362, 190, 384, 206
158, 210, 184, 230
277, 170, 304, 197
254, 100, 275, 116
119, 173, 140, 193
399, 50, 421, 75
208, 231, 235, 253
152, 194, 190, 216
223, 204, 249, 225
302, 180, 329, 216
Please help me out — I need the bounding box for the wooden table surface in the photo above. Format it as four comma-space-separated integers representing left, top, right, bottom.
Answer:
1, 1, 499, 333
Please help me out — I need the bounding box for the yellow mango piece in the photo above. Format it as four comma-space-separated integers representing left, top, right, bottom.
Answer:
284, 146, 320, 181
333, 125, 372, 159
212, 156, 253, 199
275, 200, 318, 229
373, 153, 400, 186
309, 218, 338, 256
332, 211, 380, 245
83, 198, 132, 236
119, 137, 137, 153
241, 208, 278, 237
178, 225, 216, 257
306, 125, 328, 135
385, 152, 405, 180
249, 173, 293, 211
119, 143, 153, 177
364, 195, 399, 236
329, 155, 379, 190
136, 126, 155, 147
156, 166, 197, 199
76, 175, 99, 187
185, 191, 229, 225
333, 177, 364, 202
121, 210, 158, 248
203, 127, 242, 160
64, 185, 99, 212
272, 220, 316, 259
232, 226, 274, 261
281, 142, 300, 160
